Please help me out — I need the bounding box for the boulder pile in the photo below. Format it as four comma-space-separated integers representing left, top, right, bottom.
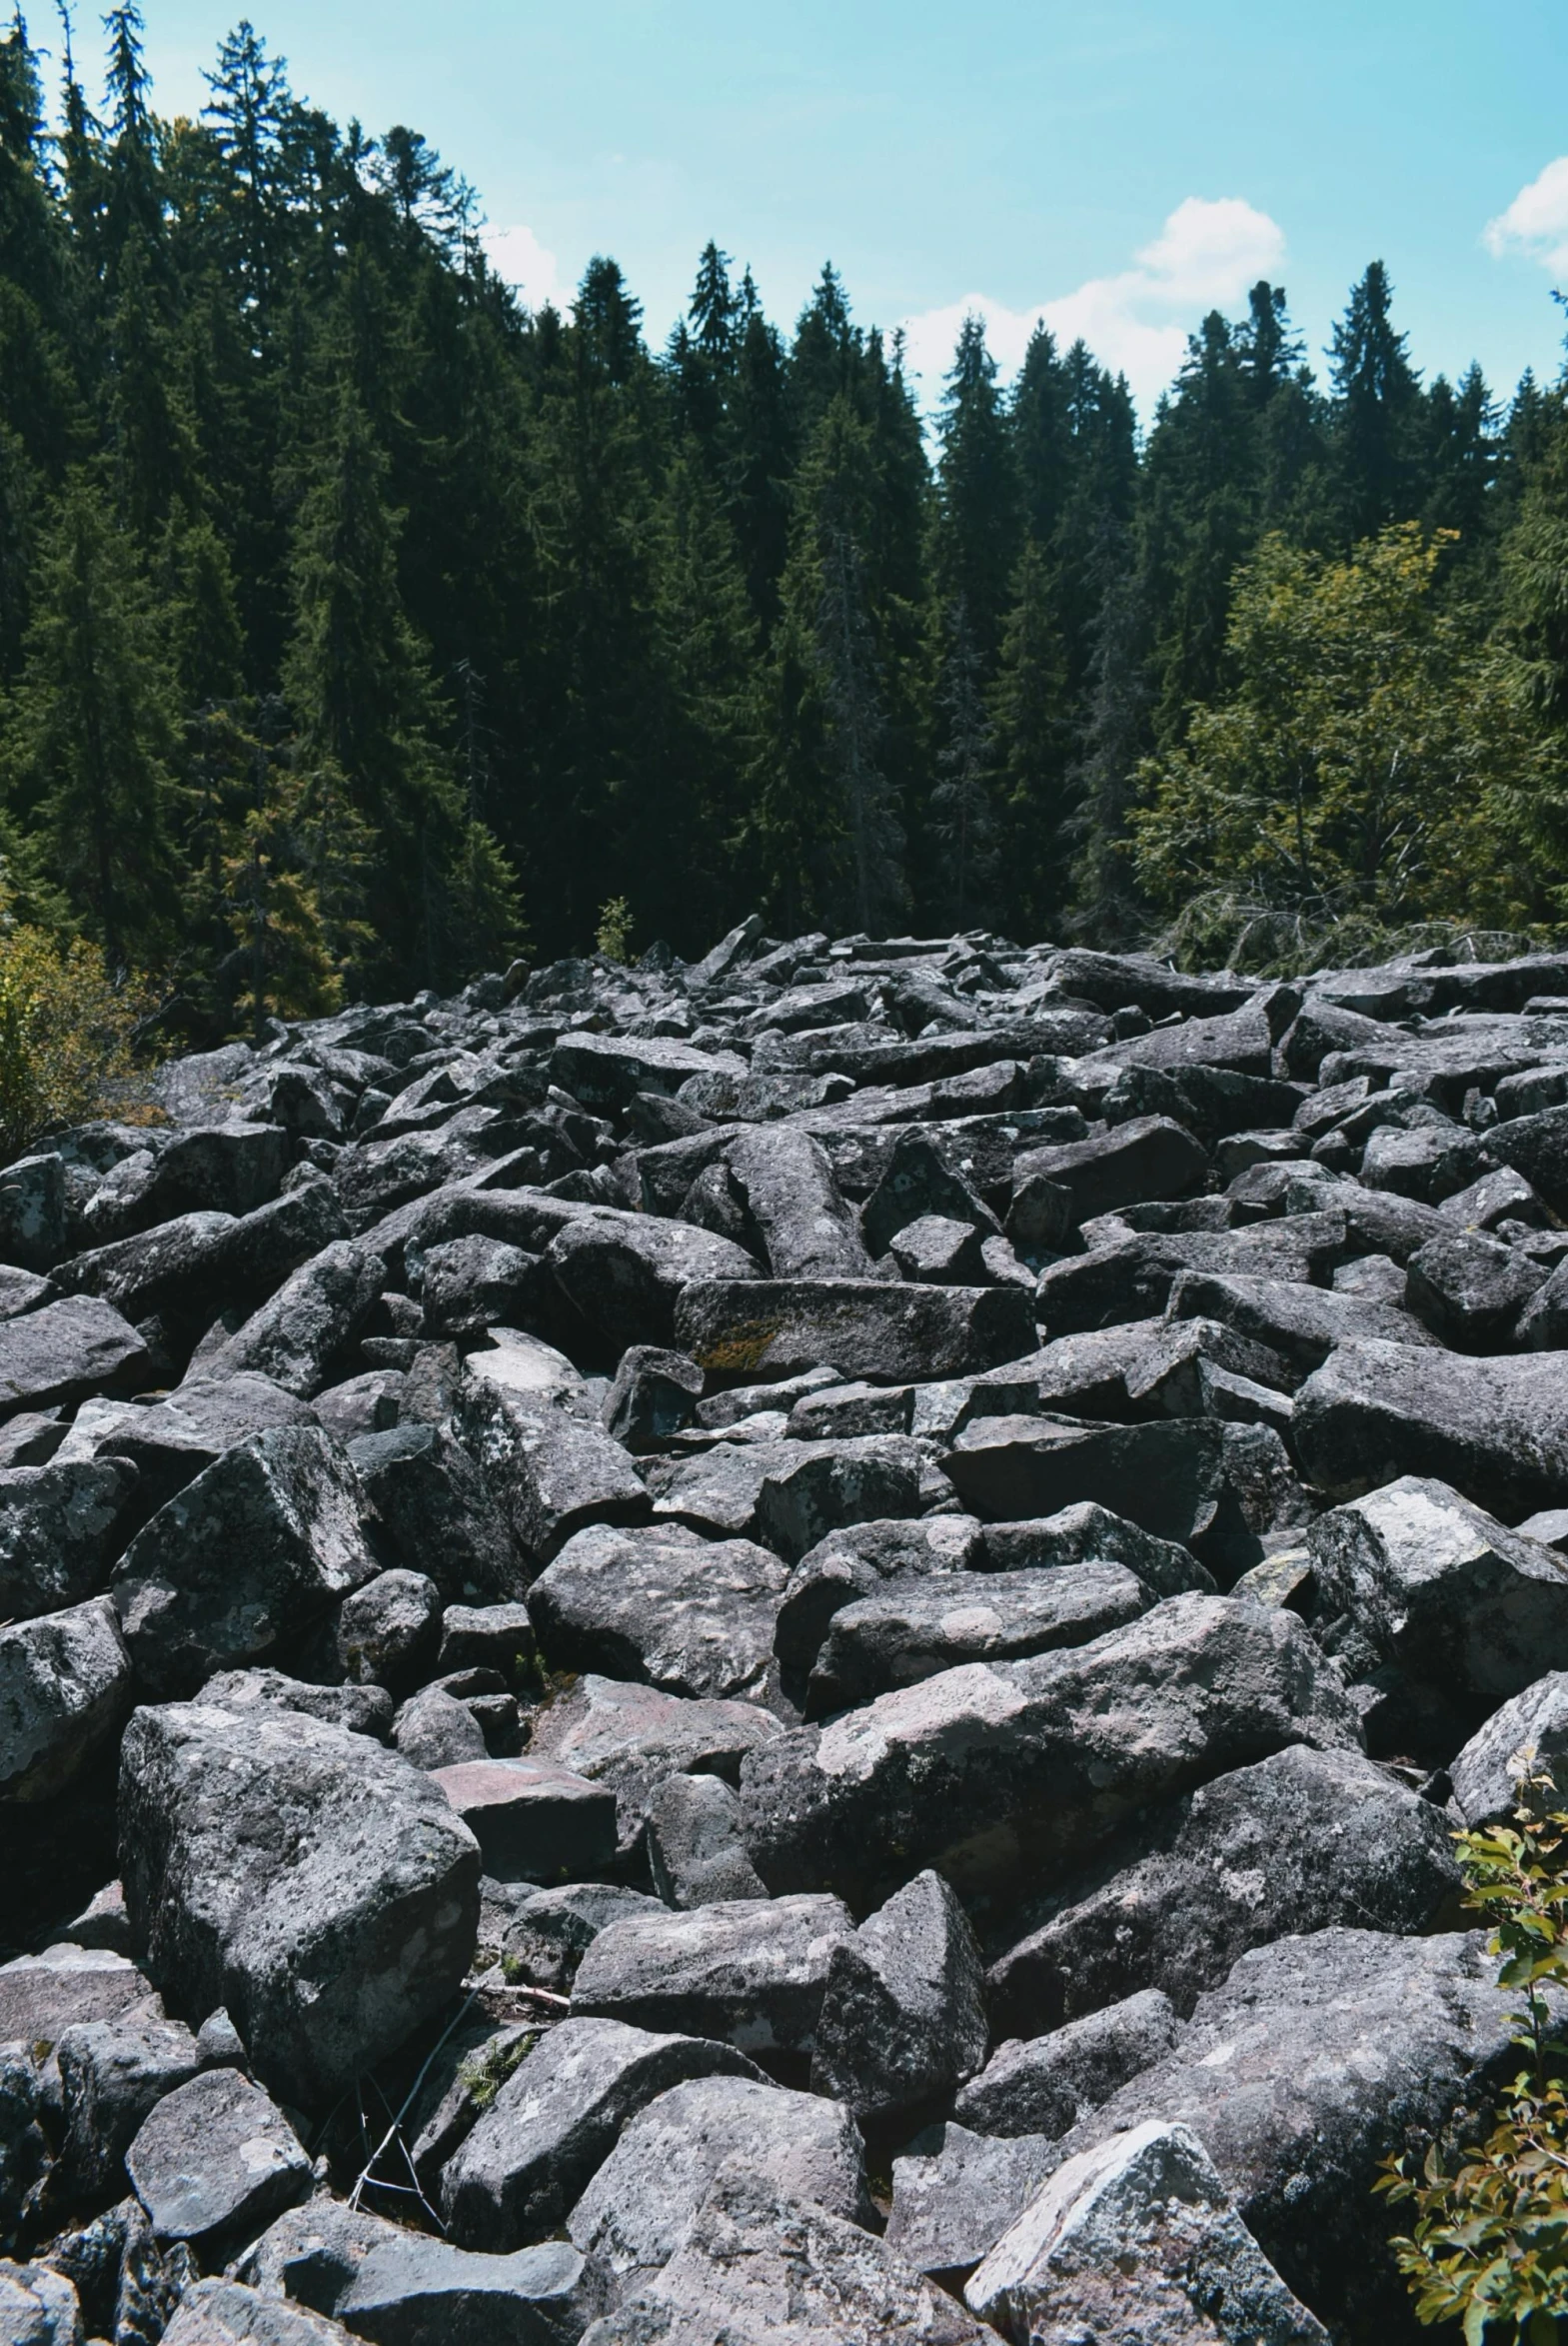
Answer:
7, 917, 1568, 2342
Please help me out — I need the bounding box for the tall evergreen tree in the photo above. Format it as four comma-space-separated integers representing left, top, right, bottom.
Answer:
1329, 261, 1423, 541
930, 599, 998, 927
933, 315, 1020, 673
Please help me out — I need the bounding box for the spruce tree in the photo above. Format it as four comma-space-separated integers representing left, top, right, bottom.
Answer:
930, 600, 998, 927
1329, 261, 1423, 541
934, 315, 1020, 671
991, 539, 1071, 935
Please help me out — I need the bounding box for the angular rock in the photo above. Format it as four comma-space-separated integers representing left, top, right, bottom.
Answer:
0, 1298, 150, 1420
578, 2166, 984, 2346
547, 1212, 758, 1352
350, 1421, 523, 1602
1405, 1226, 1545, 1349
162, 2279, 353, 2346
965, 2119, 1329, 2346
1451, 1672, 1568, 1826
1012, 1116, 1207, 1224
111, 1426, 380, 1698
566, 2075, 866, 2281
528, 1524, 786, 1700
200, 1668, 393, 1740
753, 1433, 923, 1563
0, 2261, 81, 2346
417, 1235, 542, 1338
723, 1126, 871, 1277
438, 1600, 537, 1681
1291, 1337, 1568, 1518
742, 1593, 1362, 1905
600, 1346, 703, 1453
1165, 1268, 1437, 1373
54, 2015, 204, 2204
887, 2122, 1059, 2279
675, 1277, 1035, 1383
572, 1893, 854, 2055
206, 1240, 386, 1397
954, 1988, 1180, 2140
803, 1563, 1150, 1718
126, 2067, 309, 2245
91, 1374, 319, 1521
441, 2017, 767, 2249
0, 1598, 131, 1803
977, 1501, 1212, 1597
1308, 1473, 1568, 1708
0, 1945, 159, 2046
336, 1569, 440, 1693
773, 1513, 985, 1674
0, 1154, 66, 1271
890, 1212, 990, 1282
483, 1882, 664, 1994
433, 1757, 619, 1883
118, 1699, 481, 2103
986, 1743, 1460, 2035
239, 2198, 604, 2346
942, 1416, 1258, 1573
527, 1675, 783, 1830
458, 1376, 649, 1568
809, 1869, 988, 2122
393, 1685, 487, 1769
642, 1773, 769, 1907
860, 1131, 1000, 1257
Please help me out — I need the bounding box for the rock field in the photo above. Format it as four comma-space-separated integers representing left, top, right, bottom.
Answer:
8, 915, 1568, 2341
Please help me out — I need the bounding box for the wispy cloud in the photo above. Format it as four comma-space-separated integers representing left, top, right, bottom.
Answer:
898, 195, 1286, 422
483, 223, 574, 313
1485, 159, 1568, 273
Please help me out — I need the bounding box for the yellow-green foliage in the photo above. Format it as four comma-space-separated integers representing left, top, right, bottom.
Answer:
0, 916, 156, 1160
1378, 1760, 1568, 2343
1133, 525, 1568, 941
595, 897, 635, 964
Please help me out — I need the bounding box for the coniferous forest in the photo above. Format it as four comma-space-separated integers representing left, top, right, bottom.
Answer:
6, 7, 1568, 1038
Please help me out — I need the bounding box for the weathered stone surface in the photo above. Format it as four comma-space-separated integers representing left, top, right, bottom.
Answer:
118, 1700, 481, 2103
1293, 1338, 1568, 1517
600, 1346, 702, 1453
1450, 1671, 1568, 1826
1308, 1474, 1568, 1707
527, 1674, 783, 1829
441, 2017, 767, 2249
0, 1598, 131, 1803
162, 2279, 354, 2346
965, 2119, 1329, 2346
742, 1594, 1361, 1906
483, 1882, 663, 1993
433, 1757, 618, 1883
126, 2067, 309, 2244
773, 1514, 985, 1674
206, 1240, 386, 1397
0, 2260, 82, 2346
528, 1524, 786, 1699
0, 1298, 150, 1420
887, 2122, 1059, 2278
111, 1427, 380, 1697
675, 1277, 1035, 1382
1405, 1226, 1546, 1349
954, 1989, 1181, 2142
546, 1211, 759, 1352
0, 1945, 158, 2047
200, 1667, 393, 1739
239, 2197, 605, 2346
809, 1869, 988, 2121
985, 1743, 1460, 2035
577, 2166, 985, 2346
91, 1374, 318, 1520
1013, 1116, 1207, 1223
52, 2015, 204, 2203
977, 1501, 1211, 1596
458, 1376, 649, 1567
350, 1421, 524, 1602
724, 1126, 872, 1277
642, 1772, 769, 1907
804, 1562, 1149, 1717
573, 1892, 853, 2055
566, 2075, 867, 2281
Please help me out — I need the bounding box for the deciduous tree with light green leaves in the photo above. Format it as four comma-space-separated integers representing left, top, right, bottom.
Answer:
1130, 522, 1568, 959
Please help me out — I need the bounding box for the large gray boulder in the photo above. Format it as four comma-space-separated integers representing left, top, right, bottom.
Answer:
572, 1893, 853, 2056
88, 1373, 317, 1519
0, 1457, 137, 1621
162, 2280, 354, 2346
205, 1240, 386, 1397
1450, 1670, 1568, 1826
742, 1593, 1362, 1906
527, 1524, 786, 1700
886, 2123, 1060, 2279
566, 2075, 867, 2283
118, 1699, 481, 2104
1293, 1337, 1568, 1518
0, 1597, 132, 1803
52, 2014, 204, 2203
546, 1211, 759, 1351
642, 1772, 769, 1907
954, 1988, 1181, 2140
110, 1426, 380, 1697
0, 1297, 150, 1418
440, 2017, 767, 2249
774, 1513, 985, 1675
675, 1277, 1035, 1382
527, 1674, 784, 1834
577, 2166, 985, 2346
1307, 1473, 1568, 1711
349, 1421, 524, 1602
985, 1743, 1461, 2035
723, 1126, 872, 1277
965, 2119, 1329, 2346
458, 1375, 649, 1567
125, 2066, 309, 2246
809, 1869, 989, 2121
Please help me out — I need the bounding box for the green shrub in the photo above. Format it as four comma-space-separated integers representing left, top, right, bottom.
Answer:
595, 897, 634, 964
1378, 1758, 1568, 2343
0, 916, 158, 1160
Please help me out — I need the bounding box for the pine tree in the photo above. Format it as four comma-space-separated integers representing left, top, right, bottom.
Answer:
2, 472, 182, 963
791, 264, 859, 435
727, 297, 793, 632
1329, 261, 1423, 541
991, 539, 1071, 936
1068, 516, 1151, 943
930, 600, 998, 927
934, 315, 1020, 671
819, 522, 903, 934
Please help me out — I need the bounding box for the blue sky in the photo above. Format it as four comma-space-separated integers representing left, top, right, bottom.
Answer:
101, 0, 1568, 423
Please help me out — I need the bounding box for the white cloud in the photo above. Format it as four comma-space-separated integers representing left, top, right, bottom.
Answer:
483, 223, 574, 313
898, 195, 1286, 423
1485, 158, 1568, 272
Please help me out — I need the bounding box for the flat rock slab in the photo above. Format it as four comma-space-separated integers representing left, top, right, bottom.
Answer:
433, 1757, 619, 1884
441, 2016, 767, 2249
0, 1296, 150, 1419
119, 1700, 481, 2104
0, 1944, 159, 2047
572, 1892, 854, 2055
163, 2279, 355, 2346
887, 2122, 1060, 2278
1293, 1338, 1568, 1519
675, 1278, 1035, 1383
126, 2065, 309, 2243
527, 1674, 784, 1833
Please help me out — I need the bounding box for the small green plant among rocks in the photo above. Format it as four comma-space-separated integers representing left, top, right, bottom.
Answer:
1379, 1756, 1568, 2344
457, 2031, 535, 2115
595, 897, 634, 964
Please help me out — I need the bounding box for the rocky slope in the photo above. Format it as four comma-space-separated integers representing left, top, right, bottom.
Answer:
7, 917, 1568, 2343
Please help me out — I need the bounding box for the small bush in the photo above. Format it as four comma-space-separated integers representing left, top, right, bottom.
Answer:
1378, 1756, 1568, 2343
0, 918, 158, 1160
595, 897, 634, 964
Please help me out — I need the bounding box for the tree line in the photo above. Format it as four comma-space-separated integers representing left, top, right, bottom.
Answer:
4, 8, 1568, 1037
